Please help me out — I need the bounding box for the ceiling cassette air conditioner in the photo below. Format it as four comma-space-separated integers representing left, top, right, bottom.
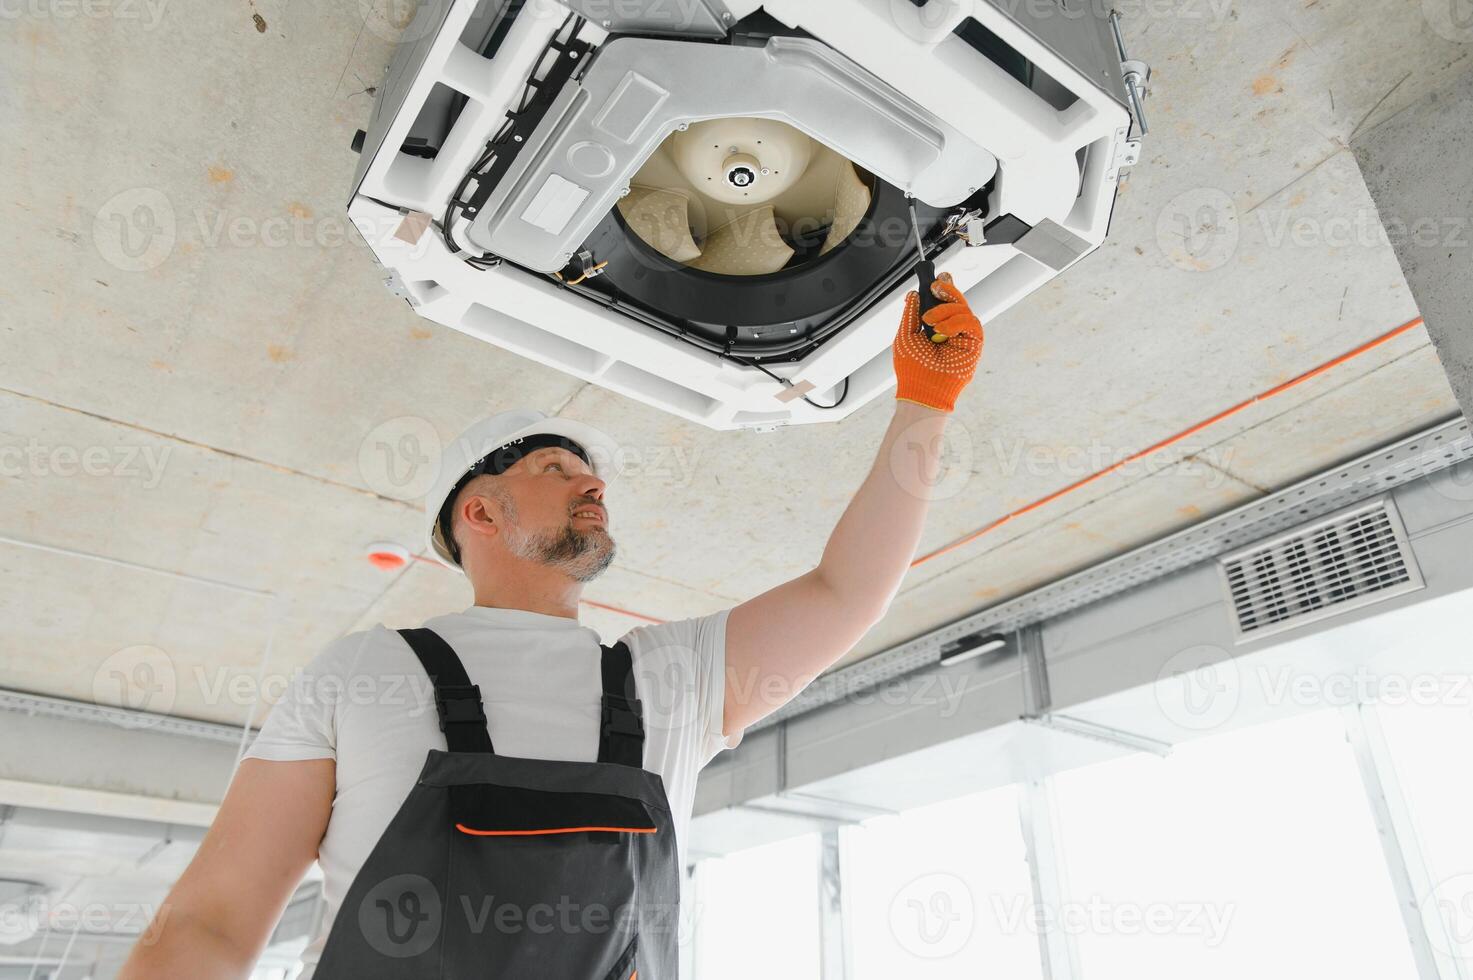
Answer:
347, 0, 1146, 430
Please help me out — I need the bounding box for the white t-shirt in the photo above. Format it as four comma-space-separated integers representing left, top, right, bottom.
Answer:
241, 604, 741, 976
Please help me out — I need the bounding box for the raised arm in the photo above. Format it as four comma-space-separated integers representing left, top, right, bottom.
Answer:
118, 758, 335, 979
723, 272, 984, 734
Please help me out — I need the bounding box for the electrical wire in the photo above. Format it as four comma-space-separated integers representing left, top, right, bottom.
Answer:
438, 12, 583, 265
909, 315, 1428, 567
734, 355, 851, 409
724, 205, 961, 408
553, 260, 609, 285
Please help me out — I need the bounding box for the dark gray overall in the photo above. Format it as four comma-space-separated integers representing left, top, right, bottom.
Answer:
313, 627, 681, 978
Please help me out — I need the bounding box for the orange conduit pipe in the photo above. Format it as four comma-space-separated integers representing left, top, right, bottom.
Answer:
911, 315, 1426, 567
417, 315, 1426, 623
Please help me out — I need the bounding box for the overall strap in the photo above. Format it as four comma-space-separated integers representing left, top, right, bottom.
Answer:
398, 628, 494, 755
598, 641, 646, 768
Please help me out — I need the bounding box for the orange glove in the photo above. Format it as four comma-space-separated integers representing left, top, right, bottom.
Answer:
892, 271, 984, 413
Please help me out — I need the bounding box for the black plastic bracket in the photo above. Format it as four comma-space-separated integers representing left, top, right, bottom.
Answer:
435, 684, 488, 732
601, 697, 644, 739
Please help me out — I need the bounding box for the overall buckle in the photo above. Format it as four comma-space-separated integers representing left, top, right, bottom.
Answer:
435, 684, 487, 733
601, 696, 644, 739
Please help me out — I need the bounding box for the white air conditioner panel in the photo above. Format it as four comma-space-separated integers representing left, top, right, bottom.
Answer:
347, 0, 1138, 430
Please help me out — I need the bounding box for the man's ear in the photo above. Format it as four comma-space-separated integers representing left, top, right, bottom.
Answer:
457, 478, 506, 548
460, 493, 497, 537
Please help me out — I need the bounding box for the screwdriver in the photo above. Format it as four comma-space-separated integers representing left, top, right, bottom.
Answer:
906, 195, 947, 342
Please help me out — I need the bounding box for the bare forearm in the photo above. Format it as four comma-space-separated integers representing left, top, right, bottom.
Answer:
817, 399, 951, 615
118, 906, 258, 980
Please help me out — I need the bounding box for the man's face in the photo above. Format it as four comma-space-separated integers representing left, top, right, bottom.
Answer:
490, 446, 614, 582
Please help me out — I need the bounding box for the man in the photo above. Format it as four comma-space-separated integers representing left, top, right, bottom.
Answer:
119, 273, 982, 978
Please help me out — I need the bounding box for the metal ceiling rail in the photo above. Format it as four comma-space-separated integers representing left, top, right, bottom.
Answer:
751, 414, 1473, 731
0, 688, 254, 745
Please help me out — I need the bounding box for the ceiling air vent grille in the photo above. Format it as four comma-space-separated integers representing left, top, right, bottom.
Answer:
1219, 498, 1423, 641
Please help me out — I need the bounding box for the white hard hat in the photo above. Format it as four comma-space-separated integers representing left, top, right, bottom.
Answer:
426, 409, 621, 572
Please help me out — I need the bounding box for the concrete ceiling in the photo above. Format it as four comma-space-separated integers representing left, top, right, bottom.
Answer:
2, 0, 1468, 741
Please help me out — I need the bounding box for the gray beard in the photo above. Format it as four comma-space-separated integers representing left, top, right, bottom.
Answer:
503, 518, 616, 583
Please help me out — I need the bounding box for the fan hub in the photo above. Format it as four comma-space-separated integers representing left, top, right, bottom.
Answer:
723, 153, 761, 189
669, 118, 811, 206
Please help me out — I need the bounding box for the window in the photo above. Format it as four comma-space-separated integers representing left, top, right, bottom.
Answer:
1375, 698, 1473, 961
1049, 709, 1418, 980
691, 832, 821, 980
842, 784, 1042, 979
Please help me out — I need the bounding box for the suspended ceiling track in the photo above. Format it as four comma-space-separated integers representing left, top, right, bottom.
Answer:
752, 414, 1473, 731
0, 687, 252, 745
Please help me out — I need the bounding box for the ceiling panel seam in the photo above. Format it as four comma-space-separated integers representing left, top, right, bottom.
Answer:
1, 384, 419, 508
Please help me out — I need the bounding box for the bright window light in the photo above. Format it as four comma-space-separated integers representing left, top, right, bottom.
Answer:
1049, 708, 1417, 980
1375, 699, 1473, 961
842, 783, 1042, 979
691, 832, 821, 980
